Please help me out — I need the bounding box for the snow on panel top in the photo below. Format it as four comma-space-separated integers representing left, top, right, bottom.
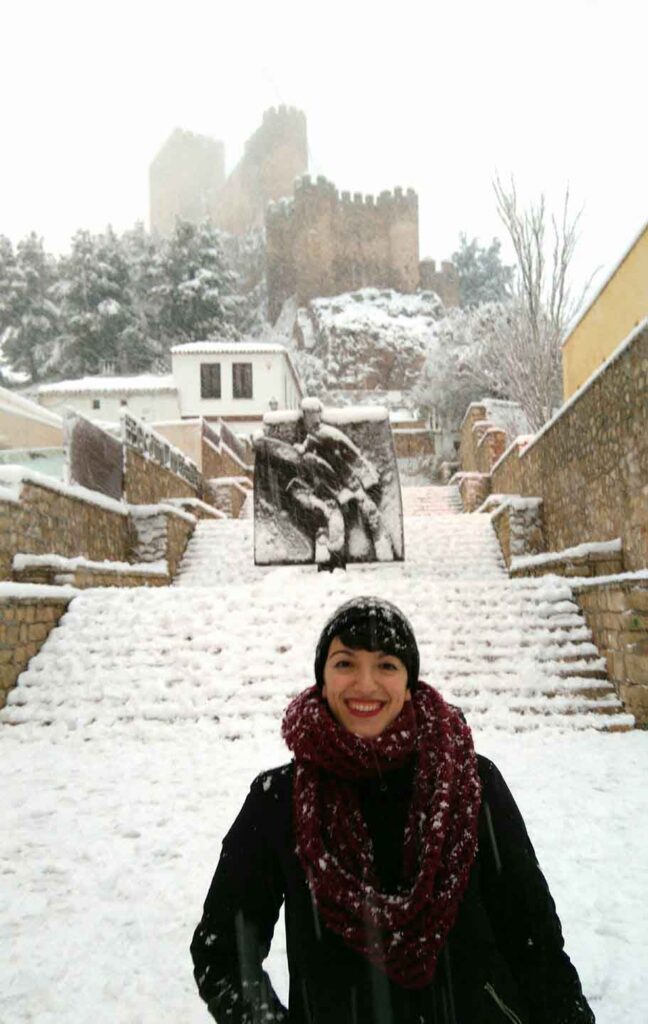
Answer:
38, 375, 176, 396
262, 410, 301, 425
171, 340, 289, 356
324, 405, 389, 424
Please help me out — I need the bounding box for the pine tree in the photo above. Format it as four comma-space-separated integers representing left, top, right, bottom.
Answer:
55, 227, 152, 378
0, 233, 59, 382
150, 220, 240, 348
452, 234, 514, 308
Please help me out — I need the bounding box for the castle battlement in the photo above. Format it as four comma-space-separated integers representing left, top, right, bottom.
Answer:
266, 173, 421, 320
262, 105, 307, 125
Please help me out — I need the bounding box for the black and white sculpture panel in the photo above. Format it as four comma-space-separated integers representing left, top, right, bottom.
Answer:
253, 399, 404, 569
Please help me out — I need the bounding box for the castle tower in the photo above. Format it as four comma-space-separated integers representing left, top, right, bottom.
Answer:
211, 106, 308, 236
149, 129, 226, 237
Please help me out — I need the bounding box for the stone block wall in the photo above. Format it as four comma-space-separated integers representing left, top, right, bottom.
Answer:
393, 429, 435, 459
458, 404, 487, 473
476, 427, 507, 475
574, 581, 648, 725
491, 499, 545, 566
202, 436, 253, 482
0, 479, 131, 580
166, 513, 196, 577
498, 324, 646, 569
129, 507, 195, 577
466, 323, 647, 571
123, 449, 199, 505
0, 595, 71, 709
455, 473, 490, 513
206, 479, 250, 519
490, 439, 528, 494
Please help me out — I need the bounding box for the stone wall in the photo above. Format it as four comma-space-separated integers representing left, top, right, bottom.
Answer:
454, 472, 491, 513
123, 449, 199, 505
206, 478, 250, 519
574, 580, 648, 725
458, 404, 487, 473
266, 175, 421, 322
129, 506, 195, 577
491, 499, 545, 565
476, 427, 507, 475
0, 477, 131, 580
489, 438, 530, 494
392, 428, 435, 459
0, 594, 71, 709
491, 322, 647, 571
419, 259, 460, 309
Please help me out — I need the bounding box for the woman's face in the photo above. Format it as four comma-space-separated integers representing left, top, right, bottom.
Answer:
322, 636, 410, 738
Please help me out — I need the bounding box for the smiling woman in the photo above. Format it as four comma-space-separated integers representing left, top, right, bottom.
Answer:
191, 596, 596, 1024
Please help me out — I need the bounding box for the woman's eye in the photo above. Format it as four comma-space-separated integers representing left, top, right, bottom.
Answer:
333, 659, 351, 669
380, 662, 398, 672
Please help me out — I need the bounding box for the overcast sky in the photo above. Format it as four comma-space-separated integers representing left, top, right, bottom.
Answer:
2, 0, 646, 295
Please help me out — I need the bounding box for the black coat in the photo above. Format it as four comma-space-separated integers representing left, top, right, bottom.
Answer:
191, 755, 595, 1024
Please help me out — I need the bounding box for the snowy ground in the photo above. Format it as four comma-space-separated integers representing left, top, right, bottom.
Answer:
2, 498, 647, 1023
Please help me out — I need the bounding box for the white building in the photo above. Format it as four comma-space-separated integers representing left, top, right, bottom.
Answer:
171, 340, 303, 431
36, 341, 304, 436
38, 375, 180, 424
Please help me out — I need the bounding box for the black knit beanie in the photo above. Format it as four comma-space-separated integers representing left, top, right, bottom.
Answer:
314, 597, 420, 692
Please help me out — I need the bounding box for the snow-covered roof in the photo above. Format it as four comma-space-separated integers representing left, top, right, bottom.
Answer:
171, 341, 289, 355
0, 386, 64, 427
38, 375, 177, 396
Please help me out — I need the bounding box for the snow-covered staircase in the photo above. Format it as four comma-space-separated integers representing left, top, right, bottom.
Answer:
402, 484, 463, 516
1, 487, 632, 733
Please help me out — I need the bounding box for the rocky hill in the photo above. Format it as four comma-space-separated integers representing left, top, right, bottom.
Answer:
290, 288, 444, 394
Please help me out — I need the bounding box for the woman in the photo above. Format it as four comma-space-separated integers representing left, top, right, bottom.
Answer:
191, 597, 595, 1024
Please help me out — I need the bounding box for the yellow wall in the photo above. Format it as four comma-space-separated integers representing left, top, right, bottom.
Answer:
562, 223, 648, 398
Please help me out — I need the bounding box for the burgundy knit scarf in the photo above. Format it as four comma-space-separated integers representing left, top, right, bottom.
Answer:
281, 682, 481, 989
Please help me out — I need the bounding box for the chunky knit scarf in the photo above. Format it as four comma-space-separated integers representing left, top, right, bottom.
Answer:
281, 682, 481, 989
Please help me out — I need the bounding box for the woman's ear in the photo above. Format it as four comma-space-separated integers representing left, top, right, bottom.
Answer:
321, 684, 328, 699
405, 689, 412, 701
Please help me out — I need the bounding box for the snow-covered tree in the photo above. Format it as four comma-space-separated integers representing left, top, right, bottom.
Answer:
417, 184, 593, 432
150, 220, 240, 348
54, 227, 152, 377
451, 233, 514, 307
0, 233, 59, 382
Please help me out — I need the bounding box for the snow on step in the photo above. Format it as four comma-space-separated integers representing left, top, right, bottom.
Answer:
1, 509, 631, 733
401, 484, 463, 516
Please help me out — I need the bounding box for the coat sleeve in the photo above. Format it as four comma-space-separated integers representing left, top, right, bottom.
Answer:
190, 774, 288, 1023
478, 758, 596, 1024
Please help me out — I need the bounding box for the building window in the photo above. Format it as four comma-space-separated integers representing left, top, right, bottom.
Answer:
200, 362, 221, 399
92, 399, 101, 410
233, 362, 253, 399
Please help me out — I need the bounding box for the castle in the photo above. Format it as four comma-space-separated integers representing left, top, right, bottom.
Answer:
149, 106, 308, 239
149, 107, 458, 323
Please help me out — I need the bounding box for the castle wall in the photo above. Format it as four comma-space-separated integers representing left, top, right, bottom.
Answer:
419, 258, 460, 308
266, 176, 421, 322
150, 107, 307, 239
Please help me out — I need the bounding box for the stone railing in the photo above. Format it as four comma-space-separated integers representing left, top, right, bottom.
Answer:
0, 468, 196, 586
0, 586, 74, 710
573, 579, 648, 725
485, 320, 646, 572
